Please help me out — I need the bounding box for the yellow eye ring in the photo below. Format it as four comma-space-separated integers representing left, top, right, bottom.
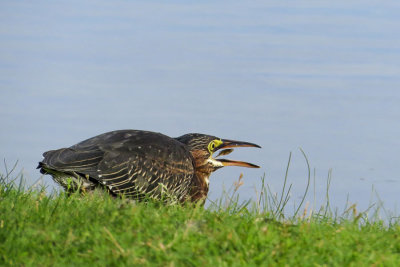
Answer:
208, 141, 215, 153
208, 139, 222, 153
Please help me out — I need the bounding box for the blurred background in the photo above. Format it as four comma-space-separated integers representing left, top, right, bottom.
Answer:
1, 1, 399, 215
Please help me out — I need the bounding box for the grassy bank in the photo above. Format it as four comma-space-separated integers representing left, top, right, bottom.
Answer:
1, 167, 400, 266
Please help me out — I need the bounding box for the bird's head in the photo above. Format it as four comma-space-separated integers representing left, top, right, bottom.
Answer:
175, 133, 261, 173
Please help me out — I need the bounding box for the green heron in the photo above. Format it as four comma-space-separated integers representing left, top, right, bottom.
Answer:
38, 130, 260, 202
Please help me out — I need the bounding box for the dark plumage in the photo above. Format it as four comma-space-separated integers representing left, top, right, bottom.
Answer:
38, 130, 260, 202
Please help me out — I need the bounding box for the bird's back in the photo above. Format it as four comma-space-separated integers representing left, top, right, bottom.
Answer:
39, 130, 196, 201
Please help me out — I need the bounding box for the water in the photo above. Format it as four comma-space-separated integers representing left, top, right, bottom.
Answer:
1, 1, 400, 215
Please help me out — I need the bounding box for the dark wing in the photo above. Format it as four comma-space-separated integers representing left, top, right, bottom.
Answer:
40, 148, 104, 174
40, 130, 195, 200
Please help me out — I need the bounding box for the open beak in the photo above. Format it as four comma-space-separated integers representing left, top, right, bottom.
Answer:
219, 139, 261, 149
215, 139, 261, 168
217, 159, 260, 168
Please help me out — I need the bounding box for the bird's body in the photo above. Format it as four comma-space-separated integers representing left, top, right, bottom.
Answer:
38, 130, 260, 202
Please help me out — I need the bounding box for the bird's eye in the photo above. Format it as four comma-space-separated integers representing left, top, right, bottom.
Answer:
208, 141, 216, 152
208, 139, 223, 153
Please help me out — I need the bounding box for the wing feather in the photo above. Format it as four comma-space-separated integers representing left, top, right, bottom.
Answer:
40, 130, 195, 201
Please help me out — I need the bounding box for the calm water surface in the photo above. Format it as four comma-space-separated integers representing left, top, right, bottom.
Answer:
1, 1, 400, 215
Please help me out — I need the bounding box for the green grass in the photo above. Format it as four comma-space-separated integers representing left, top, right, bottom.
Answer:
1, 159, 400, 266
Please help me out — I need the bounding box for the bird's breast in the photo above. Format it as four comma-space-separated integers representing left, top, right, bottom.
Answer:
189, 170, 211, 202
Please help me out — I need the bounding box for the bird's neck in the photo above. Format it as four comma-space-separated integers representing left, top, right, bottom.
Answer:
190, 170, 211, 202
189, 150, 213, 202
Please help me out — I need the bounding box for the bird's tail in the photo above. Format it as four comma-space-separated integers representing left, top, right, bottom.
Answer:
37, 162, 48, 174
